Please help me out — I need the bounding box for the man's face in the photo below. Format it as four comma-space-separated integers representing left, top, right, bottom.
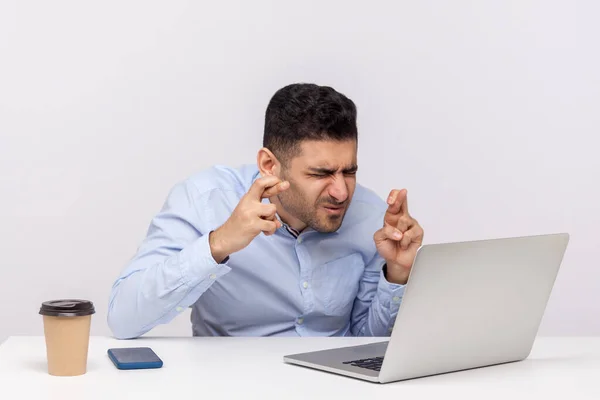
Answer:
276, 139, 358, 233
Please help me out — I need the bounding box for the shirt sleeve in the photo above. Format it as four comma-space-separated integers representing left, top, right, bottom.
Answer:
349, 252, 406, 336
107, 181, 231, 339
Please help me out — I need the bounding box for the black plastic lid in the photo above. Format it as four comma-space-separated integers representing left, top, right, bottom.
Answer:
39, 299, 95, 317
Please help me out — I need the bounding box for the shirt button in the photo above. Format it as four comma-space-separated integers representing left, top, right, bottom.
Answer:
302, 281, 309, 289
209, 273, 217, 280
392, 296, 401, 303
297, 318, 304, 325
297, 237, 303, 244
176, 306, 183, 312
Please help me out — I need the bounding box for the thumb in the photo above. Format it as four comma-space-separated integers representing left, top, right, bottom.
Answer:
374, 224, 403, 244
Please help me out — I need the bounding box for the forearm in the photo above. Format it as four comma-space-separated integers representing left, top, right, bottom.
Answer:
351, 270, 405, 337
107, 234, 230, 339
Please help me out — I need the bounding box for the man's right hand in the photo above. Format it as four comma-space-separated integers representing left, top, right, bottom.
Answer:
209, 175, 290, 263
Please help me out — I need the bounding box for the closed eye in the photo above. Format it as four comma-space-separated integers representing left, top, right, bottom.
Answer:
307, 166, 358, 177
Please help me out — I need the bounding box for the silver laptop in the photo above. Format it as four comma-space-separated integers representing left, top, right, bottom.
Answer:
284, 233, 570, 383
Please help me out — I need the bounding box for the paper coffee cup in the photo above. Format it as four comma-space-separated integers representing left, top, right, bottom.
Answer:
39, 299, 95, 376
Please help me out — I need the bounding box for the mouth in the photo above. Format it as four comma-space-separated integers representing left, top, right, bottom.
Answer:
322, 205, 345, 215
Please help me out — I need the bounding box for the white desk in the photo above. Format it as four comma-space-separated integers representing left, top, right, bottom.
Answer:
0, 336, 599, 399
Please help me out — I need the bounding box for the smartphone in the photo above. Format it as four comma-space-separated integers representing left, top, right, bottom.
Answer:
107, 347, 163, 370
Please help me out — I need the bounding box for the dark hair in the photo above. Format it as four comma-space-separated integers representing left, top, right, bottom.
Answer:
263, 83, 358, 163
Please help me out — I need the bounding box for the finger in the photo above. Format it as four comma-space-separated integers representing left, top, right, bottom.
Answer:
247, 176, 286, 199
386, 189, 402, 209
399, 229, 414, 250
373, 223, 403, 243
412, 222, 424, 242
395, 215, 412, 232
400, 191, 408, 215
263, 213, 277, 222
386, 189, 408, 215
401, 225, 424, 249
261, 180, 289, 198
258, 203, 277, 219
259, 220, 278, 236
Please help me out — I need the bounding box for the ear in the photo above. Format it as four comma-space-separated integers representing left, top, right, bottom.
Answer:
257, 147, 281, 177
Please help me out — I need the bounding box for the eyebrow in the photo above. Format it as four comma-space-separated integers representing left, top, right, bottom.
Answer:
307, 165, 358, 174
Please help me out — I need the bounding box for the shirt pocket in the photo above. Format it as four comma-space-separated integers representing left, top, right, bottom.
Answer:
312, 253, 365, 317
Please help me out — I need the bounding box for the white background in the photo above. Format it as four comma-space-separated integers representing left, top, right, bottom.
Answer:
1, 0, 598, 344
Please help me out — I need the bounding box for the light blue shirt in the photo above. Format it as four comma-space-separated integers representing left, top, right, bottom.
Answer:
107, 164, 406, 339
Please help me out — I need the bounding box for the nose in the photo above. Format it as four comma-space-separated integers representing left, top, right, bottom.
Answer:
328, 176, 349, 203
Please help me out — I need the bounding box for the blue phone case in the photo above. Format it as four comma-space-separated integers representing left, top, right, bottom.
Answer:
107, 347, 163, 370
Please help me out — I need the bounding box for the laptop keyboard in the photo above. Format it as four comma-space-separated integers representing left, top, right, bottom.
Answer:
342, 356, 384, 371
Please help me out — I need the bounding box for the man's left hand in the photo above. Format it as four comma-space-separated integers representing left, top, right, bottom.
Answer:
373, 189, 424, 284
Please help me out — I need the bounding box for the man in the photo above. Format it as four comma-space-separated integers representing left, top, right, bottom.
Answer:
107, 83, 424, 339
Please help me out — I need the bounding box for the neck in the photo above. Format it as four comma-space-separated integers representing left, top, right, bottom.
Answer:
269, 197, 307, 232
